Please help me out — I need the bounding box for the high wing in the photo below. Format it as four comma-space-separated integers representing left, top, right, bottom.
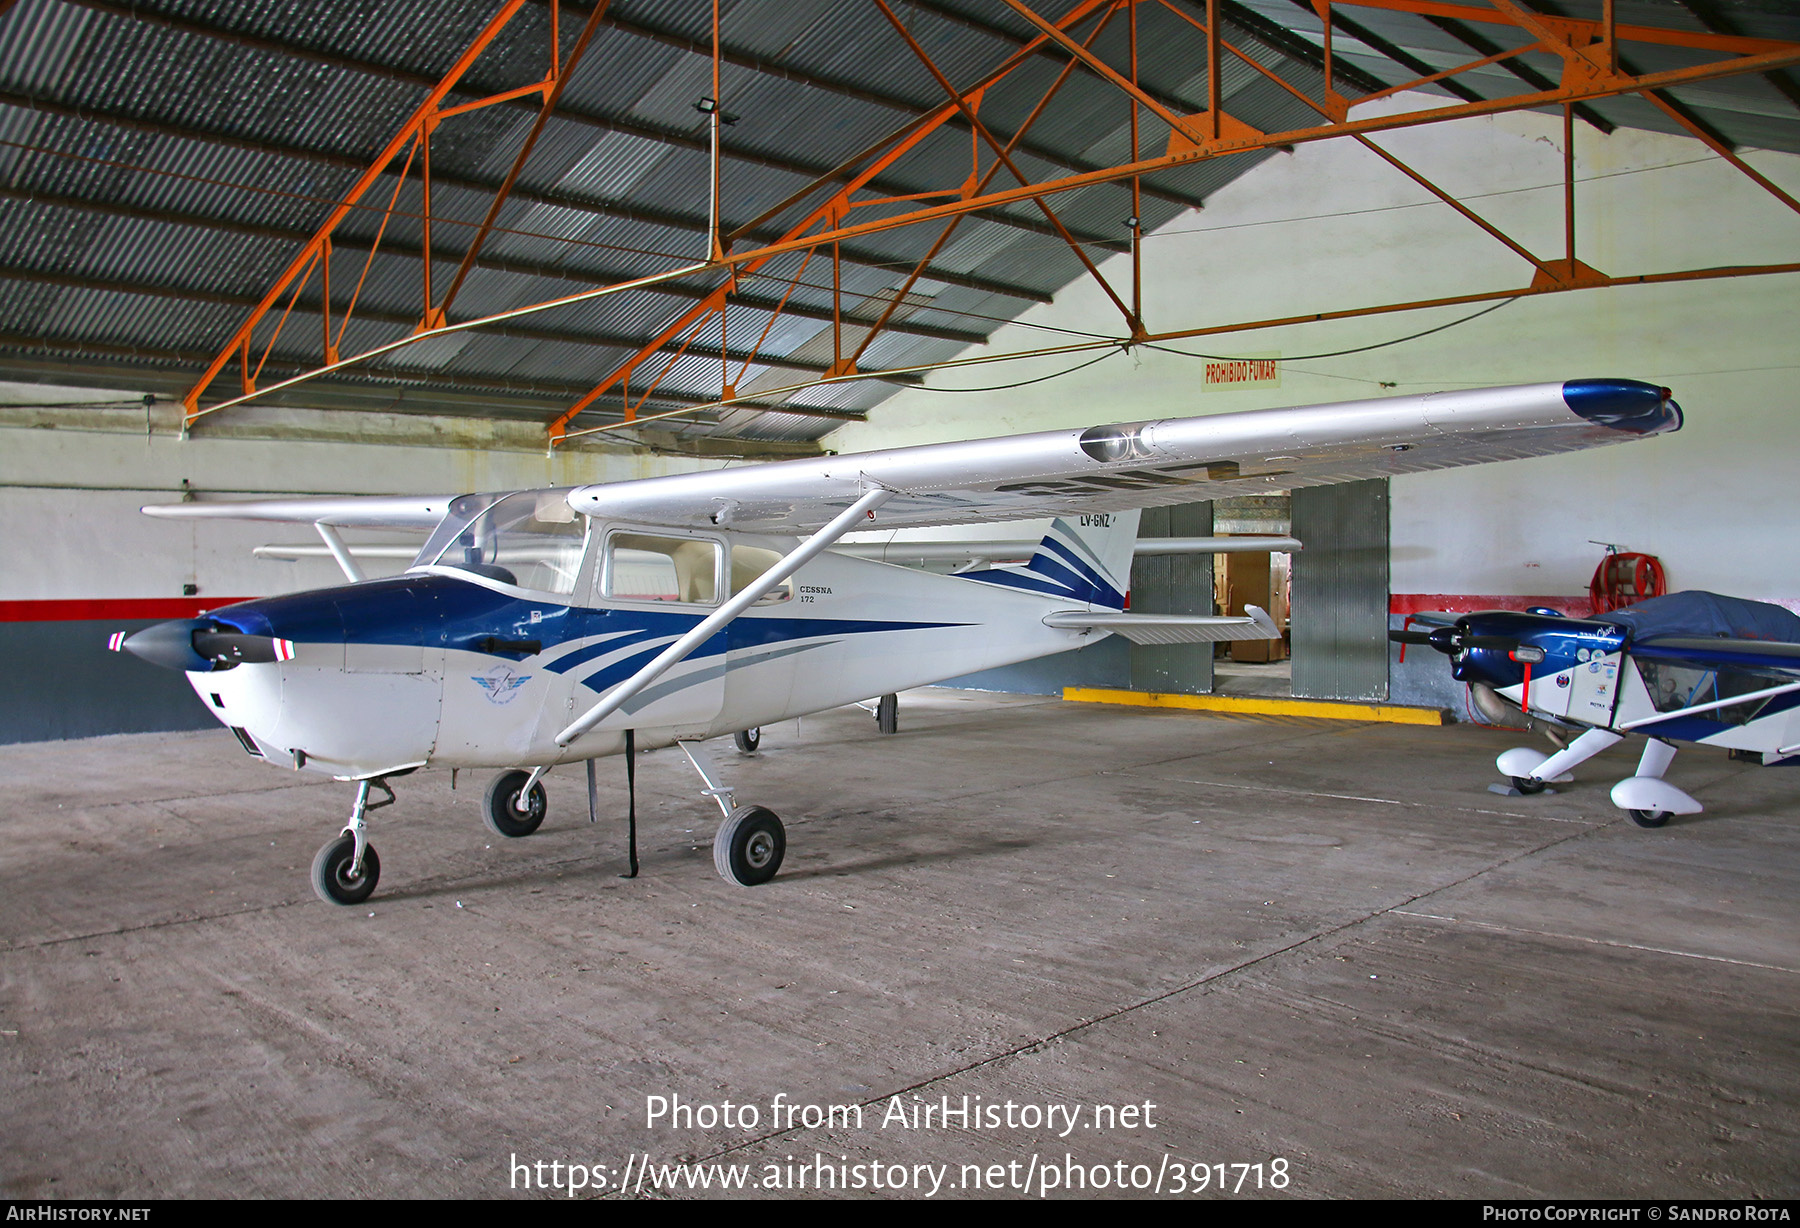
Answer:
140, 494, 455, 581
566, 379, 1680, 532
141, 494, 454, 529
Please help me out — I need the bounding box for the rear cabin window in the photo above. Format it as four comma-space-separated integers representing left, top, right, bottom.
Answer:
730, 545, 793, 605
606, 533, 720, 604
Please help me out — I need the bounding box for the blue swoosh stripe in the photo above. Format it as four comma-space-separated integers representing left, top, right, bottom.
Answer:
544, 627, 663, 675
961, 569, 1074, 598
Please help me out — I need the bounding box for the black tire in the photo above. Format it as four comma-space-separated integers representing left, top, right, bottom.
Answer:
876, 693, 899, 736
713, 804, 786, 887
483, 770, 546, 838
311, 833, 380, 905
1629, 809, 1672, 828
1511, 776, 1547, 795
733, 727, 761, 753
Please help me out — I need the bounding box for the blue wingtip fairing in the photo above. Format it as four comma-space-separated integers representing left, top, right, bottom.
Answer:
1561, 378, 1683, 435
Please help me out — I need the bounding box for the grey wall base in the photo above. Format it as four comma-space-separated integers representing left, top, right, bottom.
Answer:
1, 620, 216, 744
941, 637, 1130, 695
1386, 618, 1473, 717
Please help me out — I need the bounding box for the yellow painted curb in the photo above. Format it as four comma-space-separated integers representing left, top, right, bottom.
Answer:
1062, 686, 1446, 726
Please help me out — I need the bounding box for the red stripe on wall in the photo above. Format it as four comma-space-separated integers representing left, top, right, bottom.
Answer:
0, 598, 253, 623
1390, 594, 1597, 617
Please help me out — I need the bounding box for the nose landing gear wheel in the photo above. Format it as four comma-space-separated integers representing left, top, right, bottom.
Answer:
733, 727, 761, 753
1629, 808, 1672, 828
713, 804, 786, 886
483, 770, 547, 838
311, 834, 380, 905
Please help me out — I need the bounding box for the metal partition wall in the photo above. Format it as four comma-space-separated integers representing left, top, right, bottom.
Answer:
1291, 478, 1389, 701
1130, 502, 1215, 696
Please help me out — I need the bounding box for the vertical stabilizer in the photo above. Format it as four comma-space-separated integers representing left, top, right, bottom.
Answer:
962, 510, 1140, 609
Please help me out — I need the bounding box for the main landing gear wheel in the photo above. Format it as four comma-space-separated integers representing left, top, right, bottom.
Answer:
1629, 809, 1672, 828
713, 804, 785, 887
1511, 776, 1547, 795
311, 834, 380, 905
876, 693, 899, 736
483, 770, 547, 838
733, 727, 761, 753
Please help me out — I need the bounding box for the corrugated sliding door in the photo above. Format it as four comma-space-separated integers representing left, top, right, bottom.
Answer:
1291, 479, 1389, 701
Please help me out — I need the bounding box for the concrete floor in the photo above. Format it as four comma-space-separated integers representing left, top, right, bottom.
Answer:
2, 689, 1795, 1200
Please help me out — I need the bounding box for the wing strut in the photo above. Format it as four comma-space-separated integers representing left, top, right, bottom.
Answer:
555, 487, 895, 746
315, 523, 368, 583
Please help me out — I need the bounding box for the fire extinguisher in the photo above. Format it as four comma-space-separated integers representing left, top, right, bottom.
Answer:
1588, 543, 1665, 614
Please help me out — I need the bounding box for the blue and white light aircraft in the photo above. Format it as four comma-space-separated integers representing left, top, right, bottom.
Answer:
114, 379, 1681, 902
1392, 590, 1800, 826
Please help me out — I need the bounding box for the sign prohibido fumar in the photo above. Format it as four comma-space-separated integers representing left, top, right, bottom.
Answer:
1203, 353, 1280, 391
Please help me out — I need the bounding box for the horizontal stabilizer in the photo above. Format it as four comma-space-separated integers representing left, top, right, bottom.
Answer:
1044, 604, 1281, 645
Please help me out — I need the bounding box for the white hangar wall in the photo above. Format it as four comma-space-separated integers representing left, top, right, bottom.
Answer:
0, 405, 707, 742
833, 95, 1800, 706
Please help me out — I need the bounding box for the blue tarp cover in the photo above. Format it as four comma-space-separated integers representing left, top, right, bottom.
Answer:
1594, 591, 1800, 644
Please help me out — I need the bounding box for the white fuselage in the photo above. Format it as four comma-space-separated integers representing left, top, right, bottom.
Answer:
192, 528, 1099, 779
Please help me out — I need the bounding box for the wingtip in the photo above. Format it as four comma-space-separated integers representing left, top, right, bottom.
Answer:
1561, 378, 1683, 436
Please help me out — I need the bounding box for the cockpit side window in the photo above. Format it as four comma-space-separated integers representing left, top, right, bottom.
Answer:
606, 532, 721, 605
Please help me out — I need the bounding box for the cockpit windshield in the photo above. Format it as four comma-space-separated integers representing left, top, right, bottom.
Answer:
412, 489, 586, 595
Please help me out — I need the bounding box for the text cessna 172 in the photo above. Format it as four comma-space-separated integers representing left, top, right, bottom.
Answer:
1391, 590, 1800, 826
114, 378, 1681, 903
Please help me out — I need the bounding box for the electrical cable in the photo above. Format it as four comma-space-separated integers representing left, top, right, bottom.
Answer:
1141, 297, 1520, 363
910, 344, 1121, 392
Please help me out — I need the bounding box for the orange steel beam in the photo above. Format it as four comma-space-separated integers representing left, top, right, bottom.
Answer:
200, 30, 1800, 436
181, 0, 534, 426
876, 0, 1138, 331
848, 1, 1120, 371
1000, 0, 1211, 151
181, 0, 1800, 440
1639, 89, 1800, 216
555, 258, 1800, 441
548, 0, 1119, 438
723, 0, 1119, 246
435, 0, 613, 323
1333, 0, 1789, 56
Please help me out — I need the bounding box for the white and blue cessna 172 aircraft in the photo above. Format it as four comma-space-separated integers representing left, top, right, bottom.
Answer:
114, 379, 1681, 903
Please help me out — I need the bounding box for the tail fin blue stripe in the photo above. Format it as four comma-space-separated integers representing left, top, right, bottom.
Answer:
1030, 537, 1125, 608
1026, 553, 1123, 608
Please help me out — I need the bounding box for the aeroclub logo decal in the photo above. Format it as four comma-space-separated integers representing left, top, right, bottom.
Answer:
473, 665, 532, 704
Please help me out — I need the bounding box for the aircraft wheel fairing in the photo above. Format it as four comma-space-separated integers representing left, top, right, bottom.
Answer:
311, 834, 380, 905
733, 728, 761, 753
714, 805, 785, 887
876, 693, 899, 736
1629, 809, 1673, 828
483, 770, 547, 838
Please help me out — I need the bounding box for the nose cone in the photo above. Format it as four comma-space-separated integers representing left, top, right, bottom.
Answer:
115, 619, 290, 671
117, 619, 214, 672
1561, 378, 1682, 435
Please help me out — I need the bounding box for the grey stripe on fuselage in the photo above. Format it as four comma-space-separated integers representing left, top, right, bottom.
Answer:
613, 639, 840, 716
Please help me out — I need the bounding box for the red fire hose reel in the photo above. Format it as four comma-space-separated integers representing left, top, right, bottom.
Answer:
1589, 549, 1666, 614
